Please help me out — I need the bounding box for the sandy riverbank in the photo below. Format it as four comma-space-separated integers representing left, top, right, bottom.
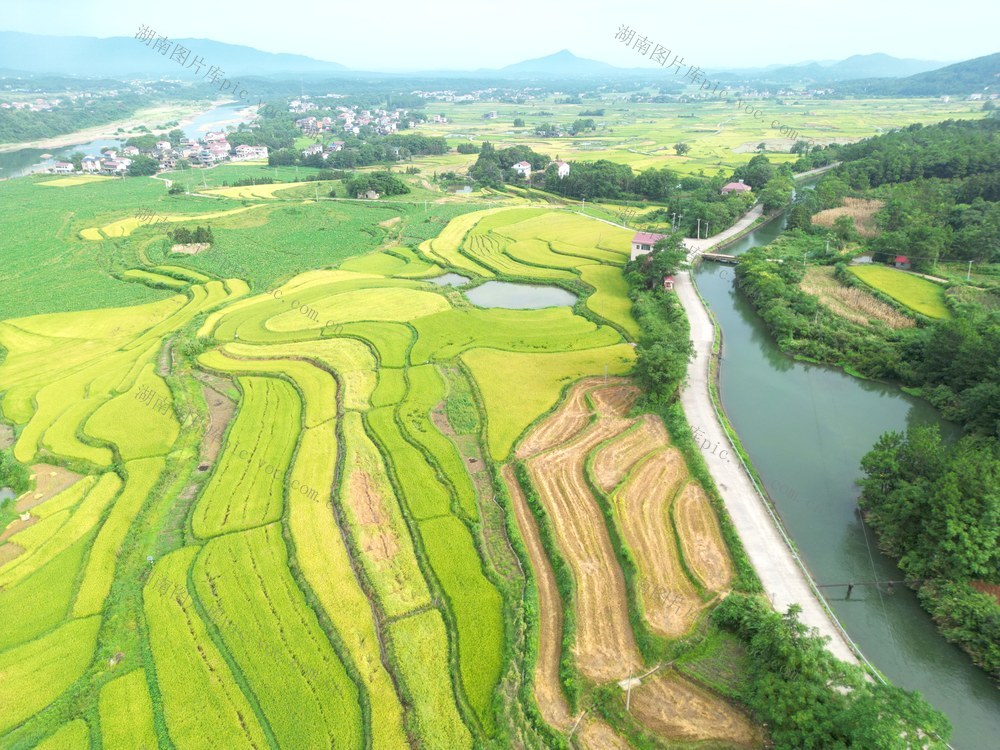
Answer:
0, 100, 232, 154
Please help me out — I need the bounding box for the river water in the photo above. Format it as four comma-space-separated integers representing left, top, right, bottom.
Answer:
693, 209, 1000, 749
0, 101, 254, 180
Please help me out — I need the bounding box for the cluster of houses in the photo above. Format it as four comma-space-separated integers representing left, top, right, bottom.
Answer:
48, 131, 269, 176
0, 97, 62, 112
510, 160, 571, 180
294, 105, 414, 136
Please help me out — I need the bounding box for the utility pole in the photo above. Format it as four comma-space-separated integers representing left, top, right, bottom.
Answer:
697, 218, 701, 239
967, 260, 973, 281
671, 212, 677, 229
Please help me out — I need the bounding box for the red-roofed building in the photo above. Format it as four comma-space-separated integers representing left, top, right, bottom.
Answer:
663, 275, 675, 291
722, 178, 752, 195
630, 231, 667, 261
894, 255, 911, 270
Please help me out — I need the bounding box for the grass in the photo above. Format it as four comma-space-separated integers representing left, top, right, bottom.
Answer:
283, 424, 410, 749
99, 670, 158, 750
420, 515, 505, 733
193, 524, 364, 749
848, 264, 952, 319
340, 410, 433, 617
143, 548, 270, 749
410, 306, 621, 363
390, 610, 474, 750
190, 375, 300, 537
32, 720, 90, 750
0, 616, 101, 734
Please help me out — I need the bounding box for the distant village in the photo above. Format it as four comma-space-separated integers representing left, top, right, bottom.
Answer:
47, 132, 269, 175
290, 99, 432, 137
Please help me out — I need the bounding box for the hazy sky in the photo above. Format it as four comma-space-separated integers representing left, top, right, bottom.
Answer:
2, 0, 995, 71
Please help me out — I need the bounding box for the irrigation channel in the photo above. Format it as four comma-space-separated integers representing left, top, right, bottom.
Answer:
692, 200, 1000, 749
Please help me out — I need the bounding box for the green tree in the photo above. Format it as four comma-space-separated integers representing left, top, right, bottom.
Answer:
674, 142, 691, 156
126, 155, 160, 177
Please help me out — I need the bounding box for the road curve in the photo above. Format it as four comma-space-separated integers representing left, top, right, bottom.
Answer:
673, 269, 860, 664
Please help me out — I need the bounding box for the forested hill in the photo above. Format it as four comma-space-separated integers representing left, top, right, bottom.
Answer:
840, 51, 1000, 95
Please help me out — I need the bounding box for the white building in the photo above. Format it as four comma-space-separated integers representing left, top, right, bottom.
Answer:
554, 160, 570, 178
511, 160, 532, 178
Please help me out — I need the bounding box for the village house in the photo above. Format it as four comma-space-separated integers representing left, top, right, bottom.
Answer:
721, 179, 752, 195
81, 155, 101, 172
51, 162, 74, 174
156, 140, 171, 151
630, 231, 667, 261
302, 143, 324, 157
328, 141, 345, 152
554, 160, 570, 179
101, 158, 130, 174
123, 145, 140, 157
357, 190, 380, 200
663, 275, 676, 291
232, 144, 268, 161
511, 161, 532, 178
894, 255, 912, 270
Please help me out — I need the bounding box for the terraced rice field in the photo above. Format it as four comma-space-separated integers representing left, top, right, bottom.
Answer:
0, 198, 754, 749
510, 378, 751, 745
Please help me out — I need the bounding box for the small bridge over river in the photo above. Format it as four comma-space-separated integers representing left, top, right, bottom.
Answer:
699, 252, 738, 264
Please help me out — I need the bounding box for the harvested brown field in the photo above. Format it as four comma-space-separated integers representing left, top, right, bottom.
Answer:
515, 378, 595, 458
577, 718, 632, 750
590, 416, 669, 494
527, 418, 642, 680
811, 198, 884, 238
614, 448, 703, 638
630, 671, 761, 747
505, 465, 571, 730
521, 381, 642, 681
17, 463, 83, 511
673, 482, 733, 592
801, 267, 915, 328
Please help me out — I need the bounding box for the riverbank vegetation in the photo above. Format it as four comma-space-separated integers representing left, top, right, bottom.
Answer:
735, 116, 1000, 682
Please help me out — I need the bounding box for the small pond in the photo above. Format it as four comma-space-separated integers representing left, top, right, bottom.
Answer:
0, 487, 15, 503
426, 273, 471, 287
465, 281, 576, 309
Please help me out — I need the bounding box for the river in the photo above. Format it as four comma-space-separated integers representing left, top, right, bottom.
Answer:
693, 207, 1000, 749
0, 100, 254, 180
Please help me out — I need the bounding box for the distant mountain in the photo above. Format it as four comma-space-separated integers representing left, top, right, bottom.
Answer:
497, 49, 627, 77
0, 31, 346, 78
714, 53, 947, 83
842, 52, 1000, 95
